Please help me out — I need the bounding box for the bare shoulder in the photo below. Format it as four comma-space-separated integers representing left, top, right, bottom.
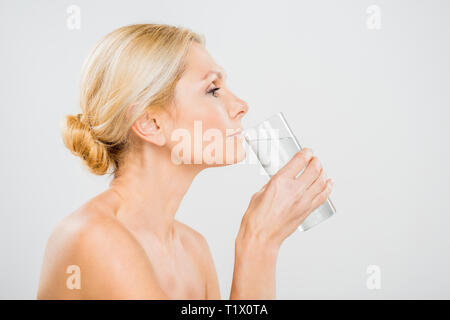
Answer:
175, 220, 210, 254
175, 221, 221, 299
37, 200, 166, 299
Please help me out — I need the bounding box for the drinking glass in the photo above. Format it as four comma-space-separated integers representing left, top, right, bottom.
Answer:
243, 112, 336, 231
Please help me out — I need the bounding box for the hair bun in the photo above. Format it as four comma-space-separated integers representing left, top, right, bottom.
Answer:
61, 113, 111, 175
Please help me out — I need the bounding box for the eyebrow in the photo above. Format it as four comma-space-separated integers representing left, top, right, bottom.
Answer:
203, 69, 227, 81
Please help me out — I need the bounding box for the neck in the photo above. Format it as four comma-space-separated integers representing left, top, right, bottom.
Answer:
108, 146, 203, 244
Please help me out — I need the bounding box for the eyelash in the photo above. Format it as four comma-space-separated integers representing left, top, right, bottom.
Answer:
207, 86, 221, 98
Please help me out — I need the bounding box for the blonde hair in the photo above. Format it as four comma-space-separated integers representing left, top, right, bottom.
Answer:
61, 23, 205, 176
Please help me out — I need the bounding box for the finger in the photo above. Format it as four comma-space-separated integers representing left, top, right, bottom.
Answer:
274, 148, 313, 179
310, 179, 334, 211
294, 156, 323, 193
259, 183, 268, 193
304, 168, 328, 200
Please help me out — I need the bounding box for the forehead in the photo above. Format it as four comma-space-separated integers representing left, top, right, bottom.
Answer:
182, 42, 225, 80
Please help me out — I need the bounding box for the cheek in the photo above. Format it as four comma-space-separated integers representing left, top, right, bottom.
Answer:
202, 110, 228, 134
168, 93, 233, 164
176, 93, 227, 130
186, 100, 229, 137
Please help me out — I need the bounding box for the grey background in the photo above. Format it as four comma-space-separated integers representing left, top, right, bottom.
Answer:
1, 0, 449, 299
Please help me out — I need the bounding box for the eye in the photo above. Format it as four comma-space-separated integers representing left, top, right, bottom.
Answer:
207, 86, 221, 98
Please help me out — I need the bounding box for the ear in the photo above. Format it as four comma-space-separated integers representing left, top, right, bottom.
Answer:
131, 111, 167, 146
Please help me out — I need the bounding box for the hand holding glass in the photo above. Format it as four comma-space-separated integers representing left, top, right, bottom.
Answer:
243, 112, 336, 232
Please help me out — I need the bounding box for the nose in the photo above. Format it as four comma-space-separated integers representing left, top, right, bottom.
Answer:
230, 96, 249, 121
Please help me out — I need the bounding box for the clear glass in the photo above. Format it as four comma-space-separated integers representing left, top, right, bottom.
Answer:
242, 112, 336, 232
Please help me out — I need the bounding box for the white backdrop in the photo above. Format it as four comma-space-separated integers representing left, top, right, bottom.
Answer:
1, 0, 449, 299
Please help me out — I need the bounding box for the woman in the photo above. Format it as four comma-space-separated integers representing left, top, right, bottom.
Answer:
37, 24, 334, 299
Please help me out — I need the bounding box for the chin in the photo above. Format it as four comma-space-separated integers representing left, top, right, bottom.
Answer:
232, 145, 247, 164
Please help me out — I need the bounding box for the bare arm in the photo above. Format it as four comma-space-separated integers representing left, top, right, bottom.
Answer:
202, 238, 221, 300
229, 148, 334, 299
230, 230, 279, 299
